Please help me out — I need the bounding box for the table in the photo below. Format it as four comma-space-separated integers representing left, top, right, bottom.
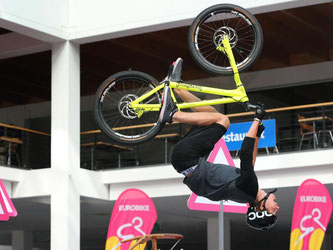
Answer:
298, 116, 333, 148
121, 233, 184, 250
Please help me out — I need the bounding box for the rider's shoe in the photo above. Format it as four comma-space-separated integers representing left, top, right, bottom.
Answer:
158, 84, 178, 124
168, 57, 183, 82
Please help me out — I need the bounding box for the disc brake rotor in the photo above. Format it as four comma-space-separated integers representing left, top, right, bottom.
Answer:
118, 94, 139, 119
213, 26, 238, 48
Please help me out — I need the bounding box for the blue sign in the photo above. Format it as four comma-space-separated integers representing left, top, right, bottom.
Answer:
222, 119, 276, 151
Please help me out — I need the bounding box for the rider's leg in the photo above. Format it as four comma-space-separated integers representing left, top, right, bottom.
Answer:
173, 88, 218, 113
161, 57, 228, 125
171, 122, 228, 173
159, 83, 230, 129
173, 111, 230, 128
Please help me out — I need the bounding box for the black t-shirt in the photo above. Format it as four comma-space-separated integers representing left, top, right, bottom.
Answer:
183, 137, 258, 203
183, 157, 258, 203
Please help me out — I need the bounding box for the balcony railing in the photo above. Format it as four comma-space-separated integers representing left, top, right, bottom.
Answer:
1, 101, 332, 170
0, 123, 50, 169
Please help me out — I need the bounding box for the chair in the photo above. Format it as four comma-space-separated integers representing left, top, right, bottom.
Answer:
298, 114, 318, 150
318, 119, 333, 147
0, 136, 23, 167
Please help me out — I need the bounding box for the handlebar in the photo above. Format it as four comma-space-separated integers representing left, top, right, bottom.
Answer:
243, 102, 259, 112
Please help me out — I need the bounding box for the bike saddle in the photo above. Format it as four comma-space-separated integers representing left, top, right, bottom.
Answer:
166, 57, 183, 82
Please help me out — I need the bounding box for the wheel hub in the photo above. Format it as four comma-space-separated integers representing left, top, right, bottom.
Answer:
213, 26, 238, 48
118, 94, 139, 119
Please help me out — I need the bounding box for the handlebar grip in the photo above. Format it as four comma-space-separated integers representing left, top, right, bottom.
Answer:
243, 102, 257, 111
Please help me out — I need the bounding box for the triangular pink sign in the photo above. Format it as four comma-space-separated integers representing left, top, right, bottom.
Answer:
187, 138, 248, 213
0, 179, 17, 221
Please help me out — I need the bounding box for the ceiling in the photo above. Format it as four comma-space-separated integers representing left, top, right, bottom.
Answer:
0, 3, 332, 109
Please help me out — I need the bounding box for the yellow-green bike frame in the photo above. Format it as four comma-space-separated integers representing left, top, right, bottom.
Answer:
129, 36, 249, 117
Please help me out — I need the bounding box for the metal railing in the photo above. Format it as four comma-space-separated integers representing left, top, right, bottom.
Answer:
0, 123, 50, 169
1, 101, 332, 170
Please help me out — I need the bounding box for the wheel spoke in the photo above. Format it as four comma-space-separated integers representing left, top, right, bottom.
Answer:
189, 5, 262, 74
96, 74, 162, 143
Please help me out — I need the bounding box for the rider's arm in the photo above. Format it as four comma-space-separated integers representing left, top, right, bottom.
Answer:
252, 137, 259, 167
252, 122, 265, 167
244, 120, 260, 167
173, 88, 218, 113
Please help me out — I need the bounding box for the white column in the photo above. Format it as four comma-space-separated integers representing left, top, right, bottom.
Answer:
223, 218, 231, 250
207, 217, 218, 250
207, 217, 231, 250
50, 41, 80, 250
12, 231, 33, 250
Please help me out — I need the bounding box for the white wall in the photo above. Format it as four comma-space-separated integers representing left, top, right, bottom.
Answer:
0, 0, 68, 41
68, 0, 331, 43
3, 148, 333, 200
1, 0, 330, 44
68, 0, 206, 43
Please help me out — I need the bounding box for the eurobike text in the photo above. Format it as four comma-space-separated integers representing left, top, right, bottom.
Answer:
119, 205, 150, 211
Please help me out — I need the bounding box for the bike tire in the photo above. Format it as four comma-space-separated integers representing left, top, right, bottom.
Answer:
188, 4, 263, 75
94, 71, 164, 145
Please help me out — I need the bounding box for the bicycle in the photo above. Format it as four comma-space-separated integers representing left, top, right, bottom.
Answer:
94, 4, 263, 145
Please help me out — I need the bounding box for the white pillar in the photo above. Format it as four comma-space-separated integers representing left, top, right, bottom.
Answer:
207, 218, 218, 250
223, 218, 231, 250
12, 231, 33, 250
207, 217, 231, 250
50, 41, 80, 250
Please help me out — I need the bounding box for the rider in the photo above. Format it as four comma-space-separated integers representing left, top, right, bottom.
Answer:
159, 58, 279, 229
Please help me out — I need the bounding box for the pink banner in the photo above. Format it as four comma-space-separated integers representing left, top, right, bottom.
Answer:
0, 179, 17, 221
290, 179, 333, 250
105, 188, 157, 250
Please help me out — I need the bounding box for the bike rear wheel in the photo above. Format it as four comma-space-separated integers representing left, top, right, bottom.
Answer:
94, 71, 164, 145
188, 4, 263, 75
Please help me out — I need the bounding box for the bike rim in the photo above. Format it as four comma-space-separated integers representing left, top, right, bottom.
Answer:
98, 76, 161, 140
194, 8, 258, 71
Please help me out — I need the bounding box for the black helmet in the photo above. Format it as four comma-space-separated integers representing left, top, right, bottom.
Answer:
246, 189, 278, 230
246, 206, 278, 230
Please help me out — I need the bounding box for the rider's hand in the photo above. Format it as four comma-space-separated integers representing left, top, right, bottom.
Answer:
254, 102, 266, 121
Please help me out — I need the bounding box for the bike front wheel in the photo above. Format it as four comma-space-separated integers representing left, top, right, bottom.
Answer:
94, 71, 164, 145
188, 4, 263, 75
